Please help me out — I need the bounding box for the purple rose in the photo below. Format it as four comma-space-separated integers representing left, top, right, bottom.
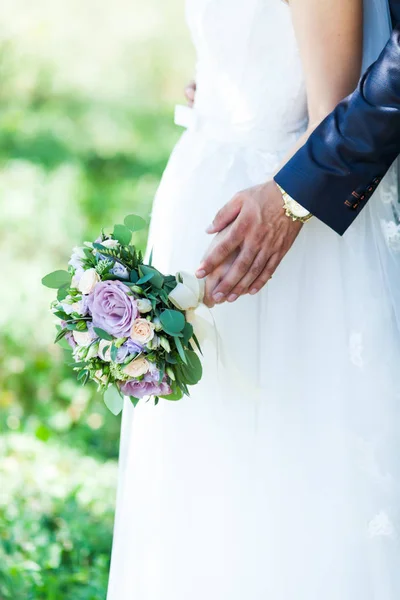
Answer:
87, 280, 138, 338
120, 369, 172, 399
115, 339, 144, 363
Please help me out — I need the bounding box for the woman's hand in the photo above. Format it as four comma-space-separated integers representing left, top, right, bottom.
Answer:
202, 223, 240, 307
184, 80, 196, 107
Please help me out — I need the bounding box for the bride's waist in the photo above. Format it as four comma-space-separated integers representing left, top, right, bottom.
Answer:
174, 105, 307, 154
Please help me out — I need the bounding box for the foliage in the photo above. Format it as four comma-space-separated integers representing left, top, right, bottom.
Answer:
0, 0, 193, 596
0, 434, 117, 600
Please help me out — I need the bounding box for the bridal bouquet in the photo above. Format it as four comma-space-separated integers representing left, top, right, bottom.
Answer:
42, 215, 203, 415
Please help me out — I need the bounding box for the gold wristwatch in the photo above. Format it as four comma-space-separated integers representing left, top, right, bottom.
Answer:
276, 183, 313, 224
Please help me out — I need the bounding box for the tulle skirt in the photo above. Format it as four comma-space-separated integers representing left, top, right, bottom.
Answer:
107, 125, 400, 600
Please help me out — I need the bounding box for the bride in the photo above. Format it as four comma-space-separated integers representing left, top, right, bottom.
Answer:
107, 0, 400, 598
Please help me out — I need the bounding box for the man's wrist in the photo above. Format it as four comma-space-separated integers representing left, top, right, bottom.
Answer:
275, 182, 313, 223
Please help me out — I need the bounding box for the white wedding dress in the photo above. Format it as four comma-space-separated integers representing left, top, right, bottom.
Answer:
107, 1, 400, 598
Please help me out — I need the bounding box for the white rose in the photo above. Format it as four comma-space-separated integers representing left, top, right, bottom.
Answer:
98, 339, 112, 362
73, 330, 92, 346
137, 298, 152, 314
78, 268, 100, 294
101, 239, 119, 248
130, 318, 155, 344
87, 342, 99, 360
123, 356, 150, 378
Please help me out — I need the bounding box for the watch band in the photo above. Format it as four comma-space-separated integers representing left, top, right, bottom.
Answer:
276, 184, 313, 224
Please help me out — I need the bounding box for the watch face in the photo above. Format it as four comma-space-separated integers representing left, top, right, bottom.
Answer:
287, 199, 310, 219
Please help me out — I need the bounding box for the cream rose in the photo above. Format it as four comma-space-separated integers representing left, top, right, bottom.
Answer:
130, 318, 155, 344
98, 339, 112, 362
72, 330, 92, 346
137, 298, 152, 314
78, 268, 100, 294
123, 356, 150, 378
101, 239, 119, 249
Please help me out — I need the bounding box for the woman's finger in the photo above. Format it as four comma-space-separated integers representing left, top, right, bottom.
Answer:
225, 249, 267, 301
210, 243, 258, 302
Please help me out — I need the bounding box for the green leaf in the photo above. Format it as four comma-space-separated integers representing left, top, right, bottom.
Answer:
160, 310, 185, 335
110, 344, 119, 362
130, 396, 140, 408
130, 269, 139, 283
124, 214, 147, 232
53, 310, 68, 321
182, 322, 194, 346
140, 265, 164, 289
161, 388, 184, 401
191, 333, 203, 355
57, 284, 69, 301
174, 336, 188, 364
77, 369, 88, 382
148, 248, 154, 266
180, 350, 203, 385
104, 386, 124, 415
93, 327, 114, 341
113, 224, 132, 245
136, 273, 154, 285
42, 270, 71, 289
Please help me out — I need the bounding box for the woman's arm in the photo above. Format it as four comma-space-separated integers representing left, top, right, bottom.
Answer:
200, 0, 365, 303
278, 0, 363, 167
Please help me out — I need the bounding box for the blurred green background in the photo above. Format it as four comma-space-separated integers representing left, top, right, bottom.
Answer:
0, 1, 193, 597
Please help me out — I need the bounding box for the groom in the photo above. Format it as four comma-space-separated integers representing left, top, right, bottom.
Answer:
196, 8, 400, 306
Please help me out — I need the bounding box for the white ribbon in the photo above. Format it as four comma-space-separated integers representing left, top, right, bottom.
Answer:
168, 272, 213, 344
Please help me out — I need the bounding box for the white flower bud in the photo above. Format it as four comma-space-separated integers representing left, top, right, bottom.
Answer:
78, 268, 100, 295
137, 298, 152, 314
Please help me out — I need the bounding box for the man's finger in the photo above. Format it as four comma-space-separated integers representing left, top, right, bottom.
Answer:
226, 249, 268, 301
205, 195, 242, 234
210, 244, 258, 302
249, 252, 281, 295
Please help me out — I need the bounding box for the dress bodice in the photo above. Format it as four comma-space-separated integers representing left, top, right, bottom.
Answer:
185, 0, 308, 147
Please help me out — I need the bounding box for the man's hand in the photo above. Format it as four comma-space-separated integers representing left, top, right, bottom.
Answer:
196, 180, 303, 303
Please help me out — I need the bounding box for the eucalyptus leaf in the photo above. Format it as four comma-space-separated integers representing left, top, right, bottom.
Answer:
42, 270, 71, 290
130, 269, 139, 283
104, 386, 124, 415
180, 350, 203, 385
130, 396, 140, 408
93, 328, 114, 341
110, 344, 119, 362
182, 322, 194, 346
77, 369, 88, 382
57, 284, 70, 301
174, 336, 188, 364
140, 265, 164, 288
124, 214, 147, 232
113, 224, 132, 245
136, 273, 154, 285
160, 310, 185, 335
53, 310, 69, 321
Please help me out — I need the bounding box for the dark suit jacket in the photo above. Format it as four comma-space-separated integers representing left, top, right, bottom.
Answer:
274, 2, 400, 235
